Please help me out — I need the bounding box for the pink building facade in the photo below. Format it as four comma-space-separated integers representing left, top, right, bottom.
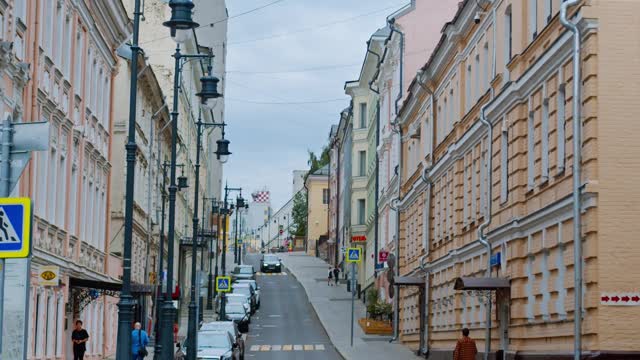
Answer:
1, 0, 129, 358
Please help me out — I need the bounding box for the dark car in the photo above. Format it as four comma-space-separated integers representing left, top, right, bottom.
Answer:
232, 284, 257, 314
231, 265, 256, 281
224, 303, 250, 333
260, 254, 282, 273
183, 330, 240, 360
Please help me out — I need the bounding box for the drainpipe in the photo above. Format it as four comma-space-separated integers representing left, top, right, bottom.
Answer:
560, 2, 583, 359
367, 42, 381, 278
415, 70, 434, 356
478, 85, 495, 360
387, 16, 405, 342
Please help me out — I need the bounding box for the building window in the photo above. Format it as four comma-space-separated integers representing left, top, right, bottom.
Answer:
474, 53, 480, 101
505, 6, 513, 63
64, 15, 72, 76
448, 89, 454, 131
527, 97, 535, 190
322, 188, 329, 204
359, 102, 367, 128
500, 117, 509, 203
44, 0, 54, 56
483, 42, 490, 89
15, 0, 26, 22
358, 150, 366, 177
55, 2, 64, 65
357, 199, 365, 225
0, 10, 4, 40
541, 87, 550, 182
466, 64, 472, 111
545, 0, 553, 24
557, 73, 566, 173
74, 30, 84, 92
529, 0, 538, 40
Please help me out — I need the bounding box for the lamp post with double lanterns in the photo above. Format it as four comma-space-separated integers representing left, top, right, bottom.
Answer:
234, 197, 249, 264
160, 1, 231, 359
219, 185, 242, 321
153, 161, 188, 360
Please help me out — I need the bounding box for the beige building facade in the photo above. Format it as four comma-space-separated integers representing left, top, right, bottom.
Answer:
395, 0, 640, 358
305, 166, 329, 256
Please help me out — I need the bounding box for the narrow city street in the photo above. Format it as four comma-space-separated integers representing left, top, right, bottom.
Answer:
241, 252, 342, 359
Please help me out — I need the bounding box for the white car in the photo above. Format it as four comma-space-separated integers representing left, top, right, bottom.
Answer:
200, 322, 245, 360
233, 280, 260, 308
223, 294, 251, 319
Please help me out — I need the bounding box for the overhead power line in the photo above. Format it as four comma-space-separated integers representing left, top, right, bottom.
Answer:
227, 97, 348, 105
140, 0, 286, 45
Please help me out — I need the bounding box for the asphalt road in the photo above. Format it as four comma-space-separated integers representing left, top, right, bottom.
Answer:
242, 252, 343, 360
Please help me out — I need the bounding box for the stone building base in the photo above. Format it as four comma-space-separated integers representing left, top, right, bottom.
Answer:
424, 350, 640, 360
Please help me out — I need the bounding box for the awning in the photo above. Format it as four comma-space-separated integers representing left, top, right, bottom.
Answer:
69, 277, 154, 294
394, 276, 426, 287
453, 277, 510, 291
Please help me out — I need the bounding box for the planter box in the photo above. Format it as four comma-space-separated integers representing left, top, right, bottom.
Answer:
358, 318, 393, 335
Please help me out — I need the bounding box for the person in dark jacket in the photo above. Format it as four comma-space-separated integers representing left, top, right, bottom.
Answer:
333, 267, 340, 286
132, 322, 149, 359
71, 320, 89, 360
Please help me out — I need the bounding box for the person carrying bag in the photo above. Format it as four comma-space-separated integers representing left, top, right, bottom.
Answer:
132, 322, 149, 359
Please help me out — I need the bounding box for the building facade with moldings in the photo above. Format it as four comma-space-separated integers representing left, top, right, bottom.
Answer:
395, 0, 640, 358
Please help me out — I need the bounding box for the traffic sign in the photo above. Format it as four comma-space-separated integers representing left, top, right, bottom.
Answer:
601, 292, 640, 306
378, 250, 389, 263
346, 247, 361, 263
215, 276, 231, 293
0, 197, 31, 258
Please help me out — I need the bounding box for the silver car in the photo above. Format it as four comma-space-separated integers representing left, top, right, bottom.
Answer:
200, 322, 245, 360
233, 280, 260, 309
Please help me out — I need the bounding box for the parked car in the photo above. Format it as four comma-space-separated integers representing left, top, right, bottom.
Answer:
186, 330, 240, 360
200, 322, 245, 360
232, 284, 256, 314
223, 294, 251, 317
224, 303, 250, 333
260, 254, 282, 273
234, 280, 260, 308
231, 265, 256, 281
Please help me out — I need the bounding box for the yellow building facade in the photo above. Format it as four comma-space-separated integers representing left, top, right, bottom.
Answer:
395, 0, 640, 358
306, 166, 329, 256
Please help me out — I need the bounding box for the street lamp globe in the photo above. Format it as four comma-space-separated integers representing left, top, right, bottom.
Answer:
215, 138, 231, 164
163, 0, 199, 44
197, 74, 221, 110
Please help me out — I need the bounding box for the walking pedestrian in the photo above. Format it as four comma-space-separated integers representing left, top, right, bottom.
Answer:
328, 266, 333, 286
332, 266, 340, 286
174, 343, 186, 360
71, 320, 89, 360
132, 322, 149, 359
453, 328, 477, 360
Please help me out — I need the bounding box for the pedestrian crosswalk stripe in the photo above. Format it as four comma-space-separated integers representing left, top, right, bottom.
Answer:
249, 344, 326, 352
255, 272, 287, 276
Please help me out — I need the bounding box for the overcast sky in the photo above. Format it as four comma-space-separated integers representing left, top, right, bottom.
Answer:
221, 0, 407, 210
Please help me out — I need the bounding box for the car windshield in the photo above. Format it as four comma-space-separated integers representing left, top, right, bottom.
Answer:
264, 255, 278, 262
198, 332, 230, 349
238, 267, 253, 274
226, 304, 245, 314
201, 323, 233, 334
233, 287, 251, 296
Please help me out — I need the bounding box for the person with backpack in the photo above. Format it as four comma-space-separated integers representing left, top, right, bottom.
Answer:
132, 322, 149, 360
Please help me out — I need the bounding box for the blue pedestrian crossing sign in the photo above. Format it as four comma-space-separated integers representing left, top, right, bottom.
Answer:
0, 198, 31, 259
346, 247, 361, 263
216, 276, 231, 293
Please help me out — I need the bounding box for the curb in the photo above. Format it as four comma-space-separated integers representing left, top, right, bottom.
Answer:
283, 261, 349, 360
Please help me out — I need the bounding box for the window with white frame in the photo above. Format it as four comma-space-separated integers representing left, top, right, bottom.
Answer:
466, 64, 472, 111
423, 113, 431, 158
505, 5, 513, 63
0, 10, 4, 41
74, 31, 84, 91
483, 42, 490, 89
541, 85, 550, 182
55, 2, 64, 65
47, 125, 59, 223
437, 105, 443, 143
64, 14, 72, 76
443, 97, 448, 140
57, 132, 67, 227
529, 0, 538, 40
103, 76, 111, 124
527, 97, 535, 190
463, 156, 469, 224
545, 0, 553, 24
85, 48, 92, 105
45, 0, 54, 56
15, 0, 26, 22
69, 160, 78, 235
448, 88, 454, 132
474, 53, 480, 101
557, 68, 566, 173
359, 102, 367, 128
500, 117, 509, 203
480, 138, 487, 215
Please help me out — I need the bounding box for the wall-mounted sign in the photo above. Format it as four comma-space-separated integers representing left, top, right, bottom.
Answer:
490, 252, 501, 267
351, 235, 366, 242
601, 293, 640, 306
378, 250, 389, 263
38, 265, 59, 286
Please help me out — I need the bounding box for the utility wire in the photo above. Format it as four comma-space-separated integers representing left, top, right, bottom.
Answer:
140, 0, 286, 45
227, 97, 347, 105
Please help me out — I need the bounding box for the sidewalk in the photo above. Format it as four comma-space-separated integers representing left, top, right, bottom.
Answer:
281, 252, 422, 360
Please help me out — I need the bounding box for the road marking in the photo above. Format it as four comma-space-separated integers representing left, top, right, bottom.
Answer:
304, 345, 314, 351
249, 344, 327, 352
271, 345, 282, 351
268, 314, 281, 318
250, 345, 260, 351
262, 325, 277, 328
293, 345, 303, 351
282, 345, 293, 351
260, 345, 271, 351
315, 344, 325, 350
255, 272, 287, 276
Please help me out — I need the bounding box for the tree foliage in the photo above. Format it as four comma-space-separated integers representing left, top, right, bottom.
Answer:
291, 191, 307, 237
